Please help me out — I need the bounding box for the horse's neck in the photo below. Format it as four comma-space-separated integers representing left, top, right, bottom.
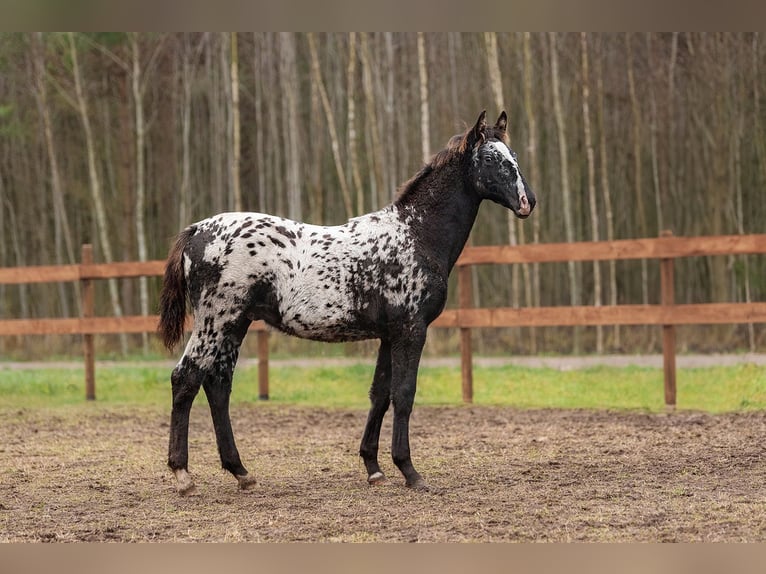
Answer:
395, 167, 480, 275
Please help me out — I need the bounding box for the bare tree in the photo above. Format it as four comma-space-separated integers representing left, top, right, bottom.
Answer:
359, 33, 385, 211
383, 32, 397, 201
251, 34, 266, 214
230, 32, 243, 211
346, 33, 364, 213
595, 36, 619, 349
129, 33, 150, 351
308, 32, 353, 218
32, 33, 77, 316
484, 32, 523, 308
626, 34, 650, 342
549, 32, 581, 353
522, 32, 542, 353
417, 32, 430, 164
178, 33, 199, 227
67, 32, 126, 352
581, 33, 603, 353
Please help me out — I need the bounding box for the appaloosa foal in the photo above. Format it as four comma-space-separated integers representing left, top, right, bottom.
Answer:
158, 111, 535, 495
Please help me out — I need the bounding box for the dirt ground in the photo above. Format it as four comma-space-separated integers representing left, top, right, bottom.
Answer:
2, 403, 766, 542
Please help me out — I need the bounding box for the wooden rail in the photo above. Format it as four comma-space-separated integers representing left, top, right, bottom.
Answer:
448, 231, 766, 405
1, 232, 765, 405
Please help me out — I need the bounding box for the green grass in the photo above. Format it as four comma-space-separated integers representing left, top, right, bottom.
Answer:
1, 362, 765, 412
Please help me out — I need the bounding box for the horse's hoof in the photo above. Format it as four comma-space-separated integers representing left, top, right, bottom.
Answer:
174, 468, 198, 496
367, 471, 386, 485
405, 477, 430, 491
236, 474, 258, 491
178, 482, 199, 497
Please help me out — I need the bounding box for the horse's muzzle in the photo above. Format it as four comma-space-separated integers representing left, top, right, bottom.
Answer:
516, 191, 533, 218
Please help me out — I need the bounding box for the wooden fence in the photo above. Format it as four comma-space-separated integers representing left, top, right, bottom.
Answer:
1, 232, 766, 406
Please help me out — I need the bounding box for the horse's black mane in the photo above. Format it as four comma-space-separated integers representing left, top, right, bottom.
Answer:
393, 124, 507, 206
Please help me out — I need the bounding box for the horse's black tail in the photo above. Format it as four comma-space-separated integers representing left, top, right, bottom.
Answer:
158, 227, 194, 351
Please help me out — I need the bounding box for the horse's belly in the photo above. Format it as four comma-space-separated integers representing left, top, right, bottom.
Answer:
269, 291, 375, 342
270, 316, 377, 343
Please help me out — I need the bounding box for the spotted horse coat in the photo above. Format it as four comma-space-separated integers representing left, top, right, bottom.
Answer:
158, 110, 536, 495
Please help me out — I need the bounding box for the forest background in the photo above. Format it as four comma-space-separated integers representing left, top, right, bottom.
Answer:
0, 32, 764, 358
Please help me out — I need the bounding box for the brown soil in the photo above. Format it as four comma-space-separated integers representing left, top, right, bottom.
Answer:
1, 404, 765, 542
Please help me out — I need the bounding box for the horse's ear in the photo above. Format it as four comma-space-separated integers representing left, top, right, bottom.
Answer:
464, 110, 487, 150
495, 111, 508, 133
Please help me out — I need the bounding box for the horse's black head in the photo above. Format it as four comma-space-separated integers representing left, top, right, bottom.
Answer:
463, 111, 535, 219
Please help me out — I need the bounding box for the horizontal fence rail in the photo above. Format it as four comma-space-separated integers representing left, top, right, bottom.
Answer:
1, 232, 765, 404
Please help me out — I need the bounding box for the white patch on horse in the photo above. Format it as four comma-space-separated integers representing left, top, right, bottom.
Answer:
487, 141, 528, 207
187, 208, 428, 343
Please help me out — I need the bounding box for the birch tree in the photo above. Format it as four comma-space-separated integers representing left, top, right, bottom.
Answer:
595, 36, 618, 349
67, 33, 126, 353
129, 33, 150, 351
417, 32, 430, 164
230, 32, 243, 211
483, 32, 523, 309
32, 33, 76, 316
549, 32, 580, 353
346, 33, 364, 213
359, 33, 384, 211
522, 32, 542, 353
307, 32, 353, 218
178, 33, 195, 227
626, 33, 650, 332
580, 33, 603, 353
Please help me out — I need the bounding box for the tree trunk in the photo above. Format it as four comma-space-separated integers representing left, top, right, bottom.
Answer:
360, 33, 384, 212
581, 33, 603, 353
251, 34, 266, 214
417, 33, 430, 164
596, 36, 619, 350
746, 33, 763, 350
346, 33, 363, 213
646, 33, 663, 233
68, 32, 126, 353
206, 36, 225, 214
179, 33, 194, 227
484, 32, 525, 351
32, 32, 77, 317
278, 33, 302, 221
384, 32, 397, 201
264, 35, 283, 217
549, 32, 581, 353
447, 33, 460, 126
130, 33, 150, 352
522, 32, 541, 354
626, 34, 650, 351
308, 33, 352, 219
230, 32, 243, 212
0, 176, 29, 326
484, 32, 522, 306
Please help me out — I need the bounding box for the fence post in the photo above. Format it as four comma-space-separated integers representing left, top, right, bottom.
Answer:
81, 244, 96, 401
660, 230, 676, 409
458, 264, 474, 403
258, 329, 269, 400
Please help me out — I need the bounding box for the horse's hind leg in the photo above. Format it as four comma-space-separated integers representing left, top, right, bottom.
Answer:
202, 332, 257, 491
359, 340, 392, 485
168, 338, 207, 496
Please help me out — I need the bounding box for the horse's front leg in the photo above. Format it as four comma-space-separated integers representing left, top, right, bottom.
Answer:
359, 339, 392, 484
390, 326, 428, 490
